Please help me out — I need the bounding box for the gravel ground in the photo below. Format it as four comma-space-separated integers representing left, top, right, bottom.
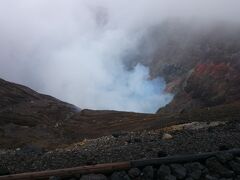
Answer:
1, 120, 240, 174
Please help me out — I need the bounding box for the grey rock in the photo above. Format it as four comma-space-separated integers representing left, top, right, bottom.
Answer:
206, 157, 234, 178
205, 175, 218, 180
128, 168, 141, 178
229, 160, 240, 174
143, 166, 154, 180
201, 168, 209, 175
157, 164, 171, 179
170, 164, 186, 179
184, 162, 204, 179
188, 170, 202, 180
111, 171, 130, 180
80, 174, 107, 180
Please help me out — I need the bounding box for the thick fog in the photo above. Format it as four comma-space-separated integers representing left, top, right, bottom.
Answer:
0, 0, 239, 113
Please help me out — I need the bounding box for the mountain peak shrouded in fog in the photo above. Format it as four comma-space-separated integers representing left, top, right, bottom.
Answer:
0, 0, 239, 113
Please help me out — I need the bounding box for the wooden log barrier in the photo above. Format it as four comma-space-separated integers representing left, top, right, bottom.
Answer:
0, 162, 130, 180
1, 149, 240, 180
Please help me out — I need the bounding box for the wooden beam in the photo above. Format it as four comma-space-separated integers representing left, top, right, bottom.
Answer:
0, 162, 130, 180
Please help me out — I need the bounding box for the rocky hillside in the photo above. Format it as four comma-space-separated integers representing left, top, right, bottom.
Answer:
1, 119, 240, 175
0, 78, 79, 148
132, 21, 240, 113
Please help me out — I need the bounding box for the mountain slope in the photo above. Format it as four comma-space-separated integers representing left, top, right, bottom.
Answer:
0, 78, 79, 148
135, 21, 240, 113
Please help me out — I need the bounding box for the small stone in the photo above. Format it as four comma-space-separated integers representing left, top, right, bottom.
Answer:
229, 160, 240, 174
205, 175, 218, 180
111, 171, 130, 180
128, 168, 141, 178
143, 166, 154, 180
80, 174, 107, 180
200, 168, 208, 177
157, 164, 171, 179
206, 157, 234, 178
184, 162, 204, 179
164, 175, 176, 180
162, 133, 173, 140
189, 170, 202, 180
170, 164, 186, 179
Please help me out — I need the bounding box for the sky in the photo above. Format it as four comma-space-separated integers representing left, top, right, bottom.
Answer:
0, 0, 239, 113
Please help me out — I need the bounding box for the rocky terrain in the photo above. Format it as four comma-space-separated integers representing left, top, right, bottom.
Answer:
48, 150, 240, 180
0, 119, 240, 175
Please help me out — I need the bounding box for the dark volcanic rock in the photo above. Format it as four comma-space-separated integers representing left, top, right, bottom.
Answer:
170, 164, 186, 179
206, 157, 234, 178
205, 174, 219, 180
143, 166, 154, 180
157, 164, 171, 179
111, 171, 130, 180
216, 152, 234, 163
229, 160, 240, 174
128, 168, 141, 178
184, 162, 204, 180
